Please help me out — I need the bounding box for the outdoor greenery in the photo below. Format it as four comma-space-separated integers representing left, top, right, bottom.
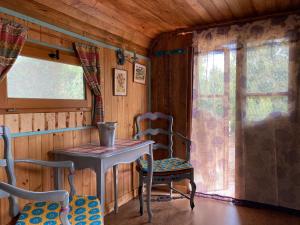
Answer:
195, 40, 289, 131
7, 56, 85, 100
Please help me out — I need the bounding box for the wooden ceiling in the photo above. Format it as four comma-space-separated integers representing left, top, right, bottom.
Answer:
1, 0, 300, 54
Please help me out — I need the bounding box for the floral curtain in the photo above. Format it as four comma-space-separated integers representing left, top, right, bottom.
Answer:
0, 19, 27, 83
73, 42, 104, 124
192, 14, 300, 209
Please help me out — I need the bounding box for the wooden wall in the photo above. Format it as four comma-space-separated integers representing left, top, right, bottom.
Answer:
151, 32, 193, 160
0, 12, 148, 225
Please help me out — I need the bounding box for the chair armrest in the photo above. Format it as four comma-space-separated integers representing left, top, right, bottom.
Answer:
0, 182, 69, 203
172, 131, 192, 162
173, 132, 192, 145
14, 159, 74, 170
15, 159, 76, 196
0, 182, 71, 225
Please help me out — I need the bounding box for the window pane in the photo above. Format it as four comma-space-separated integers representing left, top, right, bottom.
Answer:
199, 51, 224, 95
246, 96, 288, 122
246, 40, 289, 93
197, 98, 224, 118
7, 56, 85, 100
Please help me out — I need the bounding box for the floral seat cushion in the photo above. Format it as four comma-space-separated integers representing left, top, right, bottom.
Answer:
139, 157, 192, 173
16, 195, 103, 225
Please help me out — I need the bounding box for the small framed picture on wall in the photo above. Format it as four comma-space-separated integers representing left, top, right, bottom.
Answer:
113, 68, 127, 96
134, 63, 146, 84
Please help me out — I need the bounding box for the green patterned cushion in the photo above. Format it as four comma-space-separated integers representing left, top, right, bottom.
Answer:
140, 157, 192, 173
16, 195, 103, 225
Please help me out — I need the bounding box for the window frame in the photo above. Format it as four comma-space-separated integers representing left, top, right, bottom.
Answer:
0, 42, 92, 113
244, 40, 290, 121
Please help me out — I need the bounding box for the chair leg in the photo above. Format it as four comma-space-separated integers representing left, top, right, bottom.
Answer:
169, 182, 173, 199
138, 172, 144, 215
190, 178, 196, 210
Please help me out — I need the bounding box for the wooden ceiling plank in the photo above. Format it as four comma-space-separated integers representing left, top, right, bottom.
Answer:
31, 0, 151, 49
251, 0, 267, 14
110, 0, 183, 30
224, 0, 248, 17
211, 0, 235, 19
63, 0, 164, 39
184, 0, 216, 23
194, 0, 228, 21
169, 0, 209, 26
144, 0, 205, 26
0, 0, 149, 54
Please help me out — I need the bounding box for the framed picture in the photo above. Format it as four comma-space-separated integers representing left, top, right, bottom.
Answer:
113, 68, 127, 96
134, 63, 146, 84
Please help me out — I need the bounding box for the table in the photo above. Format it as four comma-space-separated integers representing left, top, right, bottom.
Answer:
52, 139, 154, 222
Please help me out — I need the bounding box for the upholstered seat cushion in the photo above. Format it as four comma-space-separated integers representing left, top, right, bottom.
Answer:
16, 195, 103, 225
139, 157, 192, 173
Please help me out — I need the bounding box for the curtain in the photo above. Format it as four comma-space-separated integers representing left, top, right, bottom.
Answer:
192, 14, 300, 209
0, 19, 27, 83
73, 42, 104, 124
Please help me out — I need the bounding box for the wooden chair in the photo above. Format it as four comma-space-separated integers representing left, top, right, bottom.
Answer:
134, 112, 196, 214
0, 126, 104, 225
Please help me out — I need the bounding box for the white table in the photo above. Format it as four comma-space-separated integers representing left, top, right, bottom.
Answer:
53, 139, 154, 222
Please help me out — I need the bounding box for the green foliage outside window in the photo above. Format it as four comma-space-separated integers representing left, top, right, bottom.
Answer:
196, 39, 289, 131
7, 56, 85, 100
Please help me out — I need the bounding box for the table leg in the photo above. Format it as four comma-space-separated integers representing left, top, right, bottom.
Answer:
146, 145, 153, 223
96, 163, 106, 212
113, 165, 118, 214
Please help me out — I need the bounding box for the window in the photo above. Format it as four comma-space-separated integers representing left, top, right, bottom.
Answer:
7, 56, 85, 100
0, 43, 91, 111
245, 40, 289, 122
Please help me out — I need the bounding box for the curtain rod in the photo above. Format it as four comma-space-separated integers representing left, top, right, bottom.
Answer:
176, 9, 300, 35
0, 7, 149, 61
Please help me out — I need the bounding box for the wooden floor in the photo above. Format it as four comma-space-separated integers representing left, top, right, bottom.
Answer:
105, 196, 300, 225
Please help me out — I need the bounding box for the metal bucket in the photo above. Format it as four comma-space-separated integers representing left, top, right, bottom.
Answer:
97, 122, 117, 146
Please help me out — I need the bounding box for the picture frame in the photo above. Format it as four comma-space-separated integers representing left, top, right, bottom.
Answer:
113, 68, 127, 96
134, 63, 146, 84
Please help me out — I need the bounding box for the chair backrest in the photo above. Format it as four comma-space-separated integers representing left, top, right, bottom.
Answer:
0, 126, 19, 216
135, 112, 174, 158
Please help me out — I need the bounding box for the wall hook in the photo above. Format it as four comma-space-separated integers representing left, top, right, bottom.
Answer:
48, 50, 60, 60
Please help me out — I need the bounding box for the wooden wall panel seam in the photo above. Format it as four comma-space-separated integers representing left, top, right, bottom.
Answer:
0, 6, 150, 61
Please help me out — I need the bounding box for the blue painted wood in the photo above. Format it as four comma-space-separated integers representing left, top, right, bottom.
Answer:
53, 140, 154, 222
0, 7, 149, 61
154, 48, 186, 57
135, 112, 196, 210
27, 39, 74, 53
0, 126, 94, 139
0, 126, 78, 225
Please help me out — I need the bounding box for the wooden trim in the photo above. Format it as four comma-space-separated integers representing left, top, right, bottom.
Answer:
186, 46, 193, 139
21, 42, 80, 66
0, 6, 149, 60
0, 42, 92, 112
0, 126, 94, 138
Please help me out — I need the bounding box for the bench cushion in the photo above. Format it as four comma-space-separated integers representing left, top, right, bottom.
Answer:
16, 195, 103, 225
139, 157, 192, 173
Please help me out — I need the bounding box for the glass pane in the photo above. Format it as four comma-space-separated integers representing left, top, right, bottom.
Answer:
7, 56, 85, 100
246, 40, 289, 93
197, 97, 224, 118
246, 96, 288, 122
199, 50, 224, 95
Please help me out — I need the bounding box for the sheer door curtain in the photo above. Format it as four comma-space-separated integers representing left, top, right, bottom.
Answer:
191, 14, 300, 209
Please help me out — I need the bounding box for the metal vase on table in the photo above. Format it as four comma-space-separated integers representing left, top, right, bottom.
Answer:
97, 122, 117, 146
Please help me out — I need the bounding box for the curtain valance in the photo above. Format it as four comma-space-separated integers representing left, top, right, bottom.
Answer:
0, 19, 27, 83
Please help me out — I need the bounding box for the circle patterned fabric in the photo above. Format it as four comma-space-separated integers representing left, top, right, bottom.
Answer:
140, 157, 192, 173
16, 195, 103, 225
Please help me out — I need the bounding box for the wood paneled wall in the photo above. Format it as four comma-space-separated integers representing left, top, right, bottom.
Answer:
0, 12, 148, 225
151, 32, 193, 160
